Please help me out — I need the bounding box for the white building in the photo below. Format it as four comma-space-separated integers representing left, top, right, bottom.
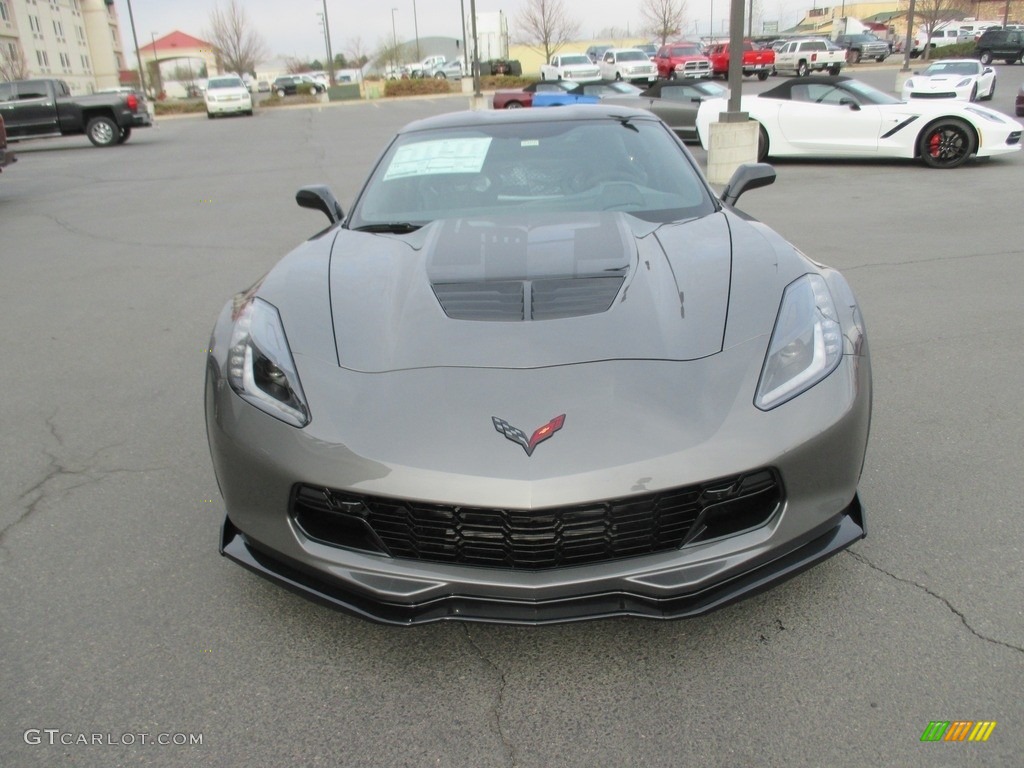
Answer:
0, 0, 127, 93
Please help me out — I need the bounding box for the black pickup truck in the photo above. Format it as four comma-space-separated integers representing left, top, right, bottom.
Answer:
0, 114, 16, 173
0, 78, 152, 147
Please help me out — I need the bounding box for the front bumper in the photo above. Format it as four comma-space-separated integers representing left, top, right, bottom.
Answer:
207, 98, 252, 115
222, 498, 864, 624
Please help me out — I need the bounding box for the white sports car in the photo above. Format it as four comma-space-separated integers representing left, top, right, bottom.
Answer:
901, 59, 997, 102
696, 76, 1022, 169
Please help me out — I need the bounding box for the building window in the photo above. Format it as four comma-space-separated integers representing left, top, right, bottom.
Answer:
77, 26, 85, 43
81, 54, 90, 71
36, 49, 49, 67
59, 51, 71, 70
53, 20, 64, 38
0, 1, 9, 23
29, 15, 41, 33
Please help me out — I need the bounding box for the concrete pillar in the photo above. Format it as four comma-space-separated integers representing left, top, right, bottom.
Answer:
81, 0, 122, 90
706, 120, 759, 185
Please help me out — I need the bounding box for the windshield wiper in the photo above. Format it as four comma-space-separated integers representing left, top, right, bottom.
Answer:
353, 222, 422, 234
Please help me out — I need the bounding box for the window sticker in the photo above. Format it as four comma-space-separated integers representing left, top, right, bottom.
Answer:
383, 137, 492, 180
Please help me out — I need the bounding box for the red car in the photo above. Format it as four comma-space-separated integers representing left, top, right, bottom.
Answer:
654, 42, 713, 79
492, 80, 577, 109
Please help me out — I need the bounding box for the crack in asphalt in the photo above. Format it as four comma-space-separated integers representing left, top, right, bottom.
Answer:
0, 412, 170, 555
841, 248, 1023, 273
846, 550, 1024, 655
462, 625, 516, 768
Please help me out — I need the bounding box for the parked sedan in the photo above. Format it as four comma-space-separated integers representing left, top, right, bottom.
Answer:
206, 105, 872, 625
901, 59, 996, 102
205, 75, 253, 118
697, 75, 1022, 169
272, 75, 324, 97
605, 80, 728, 142
492, 80, 577, 109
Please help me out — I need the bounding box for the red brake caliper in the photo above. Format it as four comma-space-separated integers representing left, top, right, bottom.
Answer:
929, 131, 942, 157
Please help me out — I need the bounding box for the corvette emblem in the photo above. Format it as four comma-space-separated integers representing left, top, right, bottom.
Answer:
492, 414, 566, 456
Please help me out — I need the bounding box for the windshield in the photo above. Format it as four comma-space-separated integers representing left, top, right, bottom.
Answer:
616, 51, 649, 62
561, 55, 591, 65
348, 118, 715, 230
209, 77, 245, 89
923, 61, 980, 76
671, 46, 702, 56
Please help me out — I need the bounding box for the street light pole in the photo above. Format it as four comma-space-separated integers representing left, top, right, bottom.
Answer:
124, 0, 146, 94
391, 8, 399, 75
460, 0, 468, 70
321, 0, 335, 85
413, 0, 421, 61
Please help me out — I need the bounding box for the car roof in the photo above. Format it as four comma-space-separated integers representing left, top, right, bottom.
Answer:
399, 105, 663, 134
759, 75, 853, 99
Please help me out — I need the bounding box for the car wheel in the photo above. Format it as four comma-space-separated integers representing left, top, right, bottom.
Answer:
757, 71, 769, 81
875, 56, 886, 63
1005, 58, 1018, 65
669, 71, 676, 80
116, 127, 131, 144
918, 118, 976, 169
615, 72, 622, 81
276, 88, 286, 97
797, 61, 809, 77
756, 124, 769, 162
245, 109, 254, 116
207, 111, 214, 119
829, 65, 842, 76
505, 101, 523, 109
86, 115, 118, 147
978, 50, 993, 65
435, 72, 446, 79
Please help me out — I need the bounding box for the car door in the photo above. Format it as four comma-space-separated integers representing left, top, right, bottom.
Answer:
643, 84, 705, 140
8, 80, 59, 138
775, 42, 796, 71
775, 82, 883, 154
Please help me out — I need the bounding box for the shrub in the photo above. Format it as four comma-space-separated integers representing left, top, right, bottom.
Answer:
913, 42, 978, 60
260, 93, 319, 108
481, 75, 533, 90
153, 100, 206, 115
384, 78, 452, 97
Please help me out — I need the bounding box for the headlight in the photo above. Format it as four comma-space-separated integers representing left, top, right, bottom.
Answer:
755, 274, 843, 410
904, 78, 916, 89
227, 297, 310, 427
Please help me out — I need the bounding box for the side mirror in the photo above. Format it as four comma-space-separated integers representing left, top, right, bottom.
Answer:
983, 67, 994, 74
295, 185, 343, 224
839, 97, 861, 111
721, 163, 776, 207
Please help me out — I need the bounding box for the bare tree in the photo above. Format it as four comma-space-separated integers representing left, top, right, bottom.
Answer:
516, 0, 581, 64
0, 40, 30, 81
347, 37, 369, 69
640, 0, 687, 47
914, 0, 971, 60
206, 0, 269, 77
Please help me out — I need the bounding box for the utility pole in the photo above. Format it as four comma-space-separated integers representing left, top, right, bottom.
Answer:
321, 0, 335, 85
124, 0, 147, 94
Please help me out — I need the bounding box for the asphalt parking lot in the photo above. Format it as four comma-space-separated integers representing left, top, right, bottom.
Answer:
2, 66, 1022, 767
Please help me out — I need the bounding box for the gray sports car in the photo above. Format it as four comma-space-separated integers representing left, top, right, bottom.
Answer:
205, 106, 872, 625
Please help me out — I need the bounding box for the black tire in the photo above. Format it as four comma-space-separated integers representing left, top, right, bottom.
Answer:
1005, 58, 1017, 65
978, 50, 993, 65
615, 72, 622, 81
276, 88, 286, 97
245, 109, 253, 116
669, 71, 676, 80
797, 60, 809, 77
875, 56, 886, 63
207, 111, 214, 119
918, 118, 976, 169
504, 100, 523, 109
828, 65, 842, 76
116, 127, 131, 144
756, 124, 769, 162
86, 115, 118, 147
757, 71, 769, 81
435, 72, 446, 79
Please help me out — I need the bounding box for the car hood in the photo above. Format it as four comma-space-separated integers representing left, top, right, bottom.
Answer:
915, 75, 976, 86
328, 212, 733, 372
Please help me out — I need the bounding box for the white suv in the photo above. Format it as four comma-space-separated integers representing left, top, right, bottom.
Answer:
599, 49, 657, 84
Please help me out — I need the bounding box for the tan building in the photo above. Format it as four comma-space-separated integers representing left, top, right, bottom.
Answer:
0, 0, 127, 93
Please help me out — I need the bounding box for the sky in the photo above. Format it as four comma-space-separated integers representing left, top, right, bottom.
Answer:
114, 0, 805, 63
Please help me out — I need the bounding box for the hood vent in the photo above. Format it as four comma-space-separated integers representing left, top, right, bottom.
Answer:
433, 275, 625, 321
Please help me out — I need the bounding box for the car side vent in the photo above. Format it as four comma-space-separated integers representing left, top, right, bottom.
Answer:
433, 276, 624, 321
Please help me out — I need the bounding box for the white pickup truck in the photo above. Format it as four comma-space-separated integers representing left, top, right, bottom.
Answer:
540, 53, 602, 82
773, 38, 845, 77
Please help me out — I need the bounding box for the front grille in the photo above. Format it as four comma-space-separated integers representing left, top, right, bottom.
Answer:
291, 470, 782, 570
910, 92, 956, 99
